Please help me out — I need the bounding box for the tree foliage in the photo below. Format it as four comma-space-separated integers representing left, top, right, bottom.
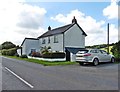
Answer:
86, 43, 115, 49
0, 41, 16, 49
111, 41, 120, 58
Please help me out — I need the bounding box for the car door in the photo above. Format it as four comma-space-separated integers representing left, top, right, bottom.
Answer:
99, 50, 107, 62
100, 50, 110, 62
90, 49, 99, 61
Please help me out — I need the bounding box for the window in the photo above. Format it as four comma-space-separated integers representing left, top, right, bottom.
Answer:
100, 50, 107, 54
42, 38, 45, 44
48, 37, 50, 43
54, 35, 58, 43
90, 50, 99, 53
77, 50, 88, 54
31, 49, 36, 53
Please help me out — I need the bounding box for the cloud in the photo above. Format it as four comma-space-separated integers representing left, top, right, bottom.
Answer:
0, 0, 46, 45
109, 24, 118, 42
51, 9, 118, 46
103, 0, 118, 19
16, 4, 46, 29
51, 9, 105, 35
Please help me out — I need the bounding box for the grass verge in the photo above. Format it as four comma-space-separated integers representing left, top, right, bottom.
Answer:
3, 56, 76, 66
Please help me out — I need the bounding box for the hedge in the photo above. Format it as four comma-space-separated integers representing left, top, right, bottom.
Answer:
1, 48, 17, 56
42, 52, 65, 58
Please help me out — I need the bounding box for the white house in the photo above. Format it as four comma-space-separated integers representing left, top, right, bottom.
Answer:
21, 17, 87, 61
21, 38, 39, 55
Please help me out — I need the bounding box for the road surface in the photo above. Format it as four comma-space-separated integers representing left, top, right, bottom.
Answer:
1, 56, 119, 90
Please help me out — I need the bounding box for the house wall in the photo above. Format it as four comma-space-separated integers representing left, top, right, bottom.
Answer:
17, 49, 22, 56
64, 24, 85, 48
39, 34, 64, 52
22, 41, 26, 55
22, 39, 39, 55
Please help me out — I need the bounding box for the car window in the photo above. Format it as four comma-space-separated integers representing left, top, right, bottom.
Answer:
90, 50, 99, 53
100, 50, 107, 54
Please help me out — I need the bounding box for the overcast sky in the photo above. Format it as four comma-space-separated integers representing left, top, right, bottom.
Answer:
0, 0, 119, 46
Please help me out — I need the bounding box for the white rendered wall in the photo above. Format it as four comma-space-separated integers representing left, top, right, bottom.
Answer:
22, 39, 39, 55
64, 24, 85, 48
39, 34, 64, 52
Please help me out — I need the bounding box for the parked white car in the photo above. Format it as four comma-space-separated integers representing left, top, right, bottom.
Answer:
76, 49, 115, 66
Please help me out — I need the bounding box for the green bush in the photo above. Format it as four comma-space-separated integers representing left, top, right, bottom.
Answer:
42, 52, 65, 58
115, 58, 120, 62
41, 46, 51, 54
31, 52, 42, 57
1, 48, 17, 56
20, 54, 28, 58
111, 41, 120, 59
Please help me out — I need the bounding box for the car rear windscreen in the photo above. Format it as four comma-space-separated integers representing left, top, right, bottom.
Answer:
77, 50, 89, 54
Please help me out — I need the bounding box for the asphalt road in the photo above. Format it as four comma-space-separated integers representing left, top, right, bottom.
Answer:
1, 56, 119, 90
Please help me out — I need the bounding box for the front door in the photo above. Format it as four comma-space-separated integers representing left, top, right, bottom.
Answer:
66, 49, 70, 61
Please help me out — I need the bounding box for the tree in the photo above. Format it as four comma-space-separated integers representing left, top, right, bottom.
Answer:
1, 41, 16, 49
111, 41, 120, 58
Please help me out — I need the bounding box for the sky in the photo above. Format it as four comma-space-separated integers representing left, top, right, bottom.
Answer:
0, 0, 119, 46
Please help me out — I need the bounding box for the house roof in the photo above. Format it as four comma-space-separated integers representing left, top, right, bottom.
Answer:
38, 22, 87, 38
21, 38, 38, 46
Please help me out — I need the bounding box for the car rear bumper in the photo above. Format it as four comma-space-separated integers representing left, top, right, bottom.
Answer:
76, 58, 93, 63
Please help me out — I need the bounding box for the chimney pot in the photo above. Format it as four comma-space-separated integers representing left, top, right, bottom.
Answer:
48, 26, 51, 31
72, 16, 77, 23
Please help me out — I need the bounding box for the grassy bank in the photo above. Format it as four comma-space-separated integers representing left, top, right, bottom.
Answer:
3, 56, 76, 66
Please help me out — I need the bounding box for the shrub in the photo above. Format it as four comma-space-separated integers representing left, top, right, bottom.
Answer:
20, 54, 28, 58
8, 48, 17, 56
42, 52, 65, 58
41, 46, 51, 54
111, 41, 120, 59
1, 48, 17, 56
115, 58, 120, 62
1, 49, 7, 55
14, 53, 19, 57
31, 52, 41, 57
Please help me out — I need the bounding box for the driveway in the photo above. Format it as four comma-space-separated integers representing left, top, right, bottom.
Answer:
1, 56, 119, 90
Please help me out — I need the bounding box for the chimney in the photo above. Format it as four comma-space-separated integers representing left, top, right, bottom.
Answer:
48, 26, 51, 31
72, 16, 77, 24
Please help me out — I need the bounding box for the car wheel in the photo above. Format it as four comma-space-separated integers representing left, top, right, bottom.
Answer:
111, 57, 115, 63
79, 62, 84, 66
93, 58, 99, 66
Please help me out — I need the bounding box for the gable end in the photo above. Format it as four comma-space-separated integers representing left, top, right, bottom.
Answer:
21, 38, 38, 46
76, 23, 87, 36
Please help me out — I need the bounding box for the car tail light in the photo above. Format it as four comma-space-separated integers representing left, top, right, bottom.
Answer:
84, 53, 91, 56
